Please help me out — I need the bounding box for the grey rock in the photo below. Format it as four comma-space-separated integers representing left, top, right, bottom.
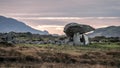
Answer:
64, 23, 94, 45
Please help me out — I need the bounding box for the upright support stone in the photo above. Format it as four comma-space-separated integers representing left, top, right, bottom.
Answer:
83, 34, 89, 45
73, 33, 82, 45
73, 33, 89, 45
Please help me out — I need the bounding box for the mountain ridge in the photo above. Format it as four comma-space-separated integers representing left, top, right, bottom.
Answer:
0, 16, 49, 35
88, 26, 120, 37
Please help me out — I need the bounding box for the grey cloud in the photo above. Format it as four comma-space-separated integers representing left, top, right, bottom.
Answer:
22, 19, 67, 26
21, 18, 120, 27
0, 0, 120, 17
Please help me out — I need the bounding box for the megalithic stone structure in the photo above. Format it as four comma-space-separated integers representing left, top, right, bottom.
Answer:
64, 23, 95, 45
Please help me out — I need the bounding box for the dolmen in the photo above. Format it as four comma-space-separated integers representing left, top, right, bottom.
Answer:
64, 23, 95, 45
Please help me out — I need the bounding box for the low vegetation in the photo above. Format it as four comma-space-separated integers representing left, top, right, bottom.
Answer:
0, 42, 120, 68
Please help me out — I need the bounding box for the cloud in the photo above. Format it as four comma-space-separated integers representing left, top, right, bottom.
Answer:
36, 25, 64, 30
36, 25, 64, 34
36, 25, 64, 29
7, 15, 119, 20
17, 16, 119, 35
0, 0, 120, 17
0, 0, 120, 34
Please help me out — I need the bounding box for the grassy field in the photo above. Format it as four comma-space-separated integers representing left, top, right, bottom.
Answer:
0, 42, 120, 68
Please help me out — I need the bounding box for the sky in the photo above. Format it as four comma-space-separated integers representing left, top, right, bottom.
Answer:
0, 0, 120, 35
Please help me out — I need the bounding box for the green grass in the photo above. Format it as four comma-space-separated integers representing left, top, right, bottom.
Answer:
16, 42, 120, 54
90, 42, 120, 49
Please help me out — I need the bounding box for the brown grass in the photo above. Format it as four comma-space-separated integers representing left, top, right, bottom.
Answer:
0, 44, 120, 68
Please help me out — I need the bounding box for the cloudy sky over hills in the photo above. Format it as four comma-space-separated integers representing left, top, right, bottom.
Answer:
0, 0, 120, 34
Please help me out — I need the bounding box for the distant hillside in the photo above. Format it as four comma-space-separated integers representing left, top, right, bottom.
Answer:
88, 26, 120, 37
0, 16, 49, 35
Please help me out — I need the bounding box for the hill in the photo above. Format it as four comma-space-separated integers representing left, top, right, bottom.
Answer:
0, 16, 49, 35
88, 26, 120, 37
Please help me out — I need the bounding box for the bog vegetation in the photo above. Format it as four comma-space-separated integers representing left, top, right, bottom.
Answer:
0, 32, 120, 68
